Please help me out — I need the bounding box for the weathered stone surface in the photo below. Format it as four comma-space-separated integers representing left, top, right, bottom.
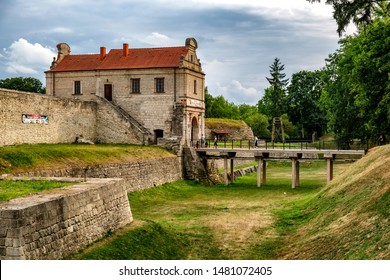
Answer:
0, 89, 97, 146
13, 157, 183, 192
0, 178, 132, 260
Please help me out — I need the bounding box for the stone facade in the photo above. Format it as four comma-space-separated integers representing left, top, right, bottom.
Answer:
0, 178, 132, 260
45, 38, 205, 145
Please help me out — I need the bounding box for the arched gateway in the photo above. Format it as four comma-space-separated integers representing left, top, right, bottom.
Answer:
191, 116, 199, 143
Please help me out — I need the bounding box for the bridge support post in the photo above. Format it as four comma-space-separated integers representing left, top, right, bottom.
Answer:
290, 157, 300, 188
223, 156, 228, 186
255, 152, 268, 187
324, 154, 335, 182
230, 158, 234, 184
255, 156, 263, 187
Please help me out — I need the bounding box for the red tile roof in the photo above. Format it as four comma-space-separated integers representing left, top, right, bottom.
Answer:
48, 46, 188, 72
49, 54, 101, 72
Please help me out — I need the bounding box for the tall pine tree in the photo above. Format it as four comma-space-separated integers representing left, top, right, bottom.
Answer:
265, 57, 289, 118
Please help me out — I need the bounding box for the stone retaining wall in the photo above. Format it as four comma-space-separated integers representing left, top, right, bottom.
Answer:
13, 157, 183, 192
0, 178, 132, 260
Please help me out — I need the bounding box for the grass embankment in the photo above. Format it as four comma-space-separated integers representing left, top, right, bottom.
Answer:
277, 145, 390, 259
205, 118, 247, 129
67, 161, 351, 260
0, 180, 73, 202
0, 144, 175, 174
0, 143, 175, 202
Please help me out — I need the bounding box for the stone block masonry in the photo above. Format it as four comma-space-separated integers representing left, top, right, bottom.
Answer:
14, 157, 183, 192
0, 88, 97, 146
0, 178, 133, 260
0, 88, 152, 146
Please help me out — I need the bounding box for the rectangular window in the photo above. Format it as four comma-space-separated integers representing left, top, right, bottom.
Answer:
131, 78, 140, 93
74, 81, 81, 95
155, 78, 165, 93
194, 80, 197, 94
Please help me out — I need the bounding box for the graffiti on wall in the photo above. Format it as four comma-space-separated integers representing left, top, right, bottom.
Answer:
22, 114, 49, 124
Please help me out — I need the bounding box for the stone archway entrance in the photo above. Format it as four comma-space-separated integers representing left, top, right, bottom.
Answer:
191, 116, 199, 143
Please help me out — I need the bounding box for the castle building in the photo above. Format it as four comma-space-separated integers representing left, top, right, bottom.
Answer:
45, 38, 205, 145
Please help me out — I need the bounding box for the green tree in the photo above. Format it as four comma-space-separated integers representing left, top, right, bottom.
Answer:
263, 58, 289, 118
238, 104, 257, 120
0, 77, 45, 93
257, 86, 272, 117
205, 88, 215, 118
320, 51, 368, 148
281, 114, 299, 139
337, 17, 390, 141
286, 70, 327, 138
244, 113, 271, 138
308, 0, 390, 35
204, 88, 240, 119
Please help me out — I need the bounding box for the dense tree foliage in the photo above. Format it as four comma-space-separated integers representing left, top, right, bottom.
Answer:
244, 113, 270, 139
286, 70, 327, 138
308, 0, 390, 35
0, 77, 45, 93
321, 17, 390, 145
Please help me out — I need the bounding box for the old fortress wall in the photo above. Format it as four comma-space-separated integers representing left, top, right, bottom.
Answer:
0, 178, 132, 260
0, 89, 184, 259
0, 88, 148, 146
0, 88, 97, 146
0, 157, 182, 260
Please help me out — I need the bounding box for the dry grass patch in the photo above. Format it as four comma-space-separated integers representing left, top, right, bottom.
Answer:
206, 210, 277, 258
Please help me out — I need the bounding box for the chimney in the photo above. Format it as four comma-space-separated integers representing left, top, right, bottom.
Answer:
100, 46, 106, 60
123, 43, 129, 57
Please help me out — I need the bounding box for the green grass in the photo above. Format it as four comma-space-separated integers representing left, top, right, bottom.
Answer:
275, 146, 390, 259
67, 222, 190, 260
68, 160, 344, 260
205, 118, 247, 129
0, 179, 73, 201
0, 144, 175, 174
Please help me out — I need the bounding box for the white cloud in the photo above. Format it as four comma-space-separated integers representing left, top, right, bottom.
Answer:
191, 0, 333, 17
4, 38, 56, 74
48, 27, 73, 34
144, 32, 171, 46
215, 80, 260, 105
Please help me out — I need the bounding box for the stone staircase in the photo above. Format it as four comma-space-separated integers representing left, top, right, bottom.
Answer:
96, 96, 153, 144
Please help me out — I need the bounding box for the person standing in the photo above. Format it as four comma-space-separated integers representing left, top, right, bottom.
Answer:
200, 134, 205, 147
214, 136, 218, 148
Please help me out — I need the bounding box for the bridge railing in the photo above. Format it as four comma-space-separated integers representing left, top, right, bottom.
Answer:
191, 139, 368, 151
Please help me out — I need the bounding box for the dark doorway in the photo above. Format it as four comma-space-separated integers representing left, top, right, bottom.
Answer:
191, 117, 199, 143
104, 84, 113, 101
154, 129, 164, 144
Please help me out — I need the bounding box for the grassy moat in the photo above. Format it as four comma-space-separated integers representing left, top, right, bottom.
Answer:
68, 157, 389, 260
1, 143, 388, 260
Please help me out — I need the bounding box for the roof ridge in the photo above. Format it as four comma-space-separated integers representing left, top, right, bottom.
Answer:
111, 45, 185, 51
67, 53, 100, 56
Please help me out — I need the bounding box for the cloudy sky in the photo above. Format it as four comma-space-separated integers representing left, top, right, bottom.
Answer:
0, 0, 345, 105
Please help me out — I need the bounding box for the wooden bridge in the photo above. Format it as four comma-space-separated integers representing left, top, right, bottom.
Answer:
195, 147, 366, 188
